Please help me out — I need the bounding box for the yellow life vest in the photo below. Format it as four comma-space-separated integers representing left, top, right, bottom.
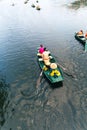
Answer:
50, 69, 60, 76
43, 65, 48, 71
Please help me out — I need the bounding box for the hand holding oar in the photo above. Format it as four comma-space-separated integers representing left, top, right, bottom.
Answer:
57, 63, 67, 71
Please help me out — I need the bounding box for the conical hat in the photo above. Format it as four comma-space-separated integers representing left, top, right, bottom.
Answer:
50, 63, 57, 69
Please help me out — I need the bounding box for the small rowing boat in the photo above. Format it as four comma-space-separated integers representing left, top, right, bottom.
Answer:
37, 49, 64, 84
75, 32, 87, 51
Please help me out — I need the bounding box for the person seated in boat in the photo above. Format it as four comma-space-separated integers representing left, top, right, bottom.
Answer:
41, 47, 51, 67
39, 44, 44, 53
77, 30, 83, 36
43, 60, 51, 70
43, 47, 53, 59
85, 32, 87, 39
42, 47, 50, 56
42, 48, 50, 61
37, 44, 44, 57
38, 47, 52, 65
42, 60, 51, 71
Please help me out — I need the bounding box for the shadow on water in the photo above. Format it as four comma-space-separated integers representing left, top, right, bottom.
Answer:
67, 0, 87, 10
36, 67, 64, 89
44, 74, 63, 89
50, 81, 63, 89
0, 74, 10, 128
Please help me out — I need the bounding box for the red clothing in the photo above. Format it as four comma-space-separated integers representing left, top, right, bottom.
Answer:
85, 33, 87, 38
39, 47, 44, 54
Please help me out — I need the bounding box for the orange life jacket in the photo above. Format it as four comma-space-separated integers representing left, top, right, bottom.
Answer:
85, 33, 87, 38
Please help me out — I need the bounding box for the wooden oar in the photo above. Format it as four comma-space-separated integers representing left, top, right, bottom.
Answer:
57, 63, 66, 71
57, 63, 76, 79
37, 70, 43, 87
40, 70, 43, 77
36, 70, 43, 88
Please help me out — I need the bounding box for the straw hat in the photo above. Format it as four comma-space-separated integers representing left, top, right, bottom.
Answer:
50, 63, 57, 69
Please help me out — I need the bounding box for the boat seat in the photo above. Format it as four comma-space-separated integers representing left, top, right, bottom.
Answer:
78, 35, 84, 38
49, 56, 53, 59
38, 58, 43, 61
81, 38, 85, 40
37, 53, 42, 57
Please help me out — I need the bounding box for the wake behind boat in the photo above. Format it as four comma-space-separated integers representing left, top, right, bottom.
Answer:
37, 48, 64, 84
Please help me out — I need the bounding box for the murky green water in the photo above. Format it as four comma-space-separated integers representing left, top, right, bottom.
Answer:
0, 0, 87, 130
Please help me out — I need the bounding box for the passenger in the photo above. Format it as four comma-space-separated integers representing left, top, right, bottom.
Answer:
77, 30, 83, 36
42, 48, 50, 61
44, 60, 51, 67
39, 44, 44, 54
37, 44, 44, 57
38, 47, 51, 67
85, 31, 87, 39
42, 47, 51, 66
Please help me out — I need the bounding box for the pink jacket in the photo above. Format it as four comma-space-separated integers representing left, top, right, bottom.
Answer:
39, 47, 44, 54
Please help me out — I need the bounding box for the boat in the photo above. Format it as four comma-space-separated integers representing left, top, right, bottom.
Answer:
37, 50, 64, 84
75, 32, 87, 51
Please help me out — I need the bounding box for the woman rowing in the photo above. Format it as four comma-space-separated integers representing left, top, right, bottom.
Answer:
77, 30, 84, 36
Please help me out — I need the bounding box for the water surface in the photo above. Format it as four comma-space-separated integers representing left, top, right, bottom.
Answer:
0, 0, 87, 130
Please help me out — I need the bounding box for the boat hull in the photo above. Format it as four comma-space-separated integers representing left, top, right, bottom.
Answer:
75, 33, 86, 45
37, 53, 64, 84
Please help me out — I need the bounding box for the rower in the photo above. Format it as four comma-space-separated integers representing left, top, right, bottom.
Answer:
85, 31, 87, 39
77, 30, 84, 36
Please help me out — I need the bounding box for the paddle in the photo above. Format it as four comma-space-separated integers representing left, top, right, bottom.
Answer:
40, 70, 43, 77
57, 63, 76, 79
36, 70, 43, 88
57, 63, 66, 71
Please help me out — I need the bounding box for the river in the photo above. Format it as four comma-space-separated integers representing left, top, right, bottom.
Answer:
0, 0, 87, 130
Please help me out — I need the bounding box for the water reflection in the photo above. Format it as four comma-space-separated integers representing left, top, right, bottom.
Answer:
0, 0, 87, 130
68, 0, 87, 10
0, 75, 10, 127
